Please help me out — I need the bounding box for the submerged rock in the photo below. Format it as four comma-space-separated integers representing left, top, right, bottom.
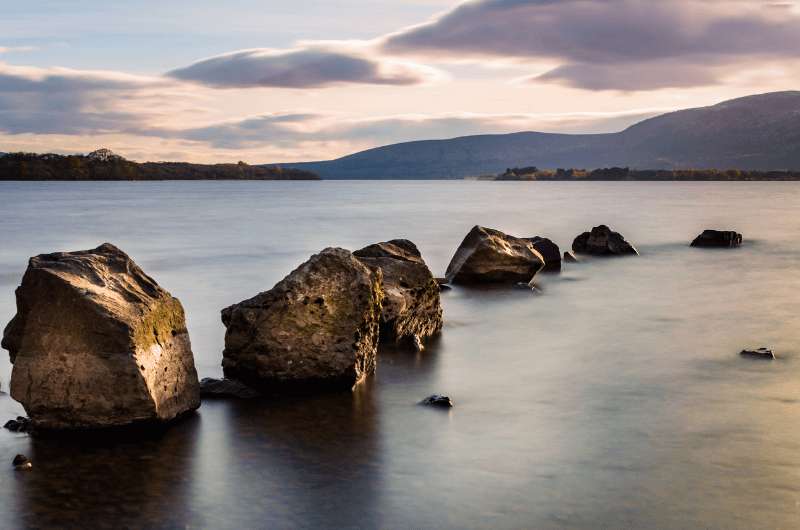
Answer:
445, 226, 544, 285
12, 454, 31, 470
1, 243, 201, 430
434, 277, 452, 291
691, 230, 743, 248
420, 394, 454, 408
221, 248, 383, 392
563, 251, 578, 263
199, 378, 261, 399
354, 239, 442, 349
528, 237, 561, 272
740, 347, 774, 359
572, 225, 638, 256
3, 416, 31, 433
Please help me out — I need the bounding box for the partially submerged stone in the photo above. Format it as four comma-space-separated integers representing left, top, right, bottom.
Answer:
528, 237, 561, 272
3, 416, 31, 433
1, 243, 201, 430
354, 239, 442, 349
12, 454, 31, 470
221, 248, 383, 392
691, 230, 743, 248
199, 378, 261, 399
419, 394, 454, 408
740, 347, 774, 360
563, 251, 578, 263
572, 225, 638, 256
445, 226, 545, 285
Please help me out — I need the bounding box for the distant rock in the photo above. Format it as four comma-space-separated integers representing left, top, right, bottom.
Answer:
354, 239, 442, 350
3, 416, 31, 433
740, 347, 774, 359
691, 230, 742, 248
1, 243, 201, 430
528, 237, 561, 272
445, 226, 544, 285
12, 454, 31, 470
221, 248, 383, 392
572, 225, 638, 256
420, 394, 454, 408
563, 251, 578, 263
199, 378, 261, 399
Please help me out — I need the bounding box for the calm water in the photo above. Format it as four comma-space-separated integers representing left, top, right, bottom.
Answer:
1, 181, 800, 529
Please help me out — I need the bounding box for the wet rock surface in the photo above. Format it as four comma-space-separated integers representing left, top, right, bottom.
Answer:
420, 394, 454, 408
354, 239, 442, 348
1, 243, 201, 430
563, 251, 578, 263
221, 248, 383, 392
445, 226, 545, 285
572, 225, 638, 256
692, 230, 743, 248
199, 378, 262, 399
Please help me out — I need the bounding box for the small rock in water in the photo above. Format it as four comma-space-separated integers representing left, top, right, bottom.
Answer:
691, 230, 742, 248
740, 347, 775, 359
3, 416, 32, 433
420, 394, 454, 408
12, 454, 31, 470
199, 378, 261, 399
563, 251, 578, 263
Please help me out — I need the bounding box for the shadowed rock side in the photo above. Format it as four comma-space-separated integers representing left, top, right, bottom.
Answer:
572, 225, 638, 256
528, 237, 561, 272
691, 230, 743, 248
445, 226, 545, 285
354, 239, 443, 349
1, 243, 200, 429
221, 248, 383, 392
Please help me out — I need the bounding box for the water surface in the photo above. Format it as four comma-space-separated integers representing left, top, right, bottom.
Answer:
1, 181, 800, 529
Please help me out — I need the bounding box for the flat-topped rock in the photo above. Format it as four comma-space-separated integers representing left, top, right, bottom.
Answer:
528, 237, 561, 272
740, 347, 774, 359
354, 239, 442, 350
691, 230, 742, 248
1, 243, 200, 430
221, 248, 383, 392
572, 225, 638, 256
445, 226, 545, 285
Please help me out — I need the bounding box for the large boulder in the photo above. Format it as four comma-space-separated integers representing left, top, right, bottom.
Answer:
572, 225, 638, 256
354, 239, 442, 349
1, 243, 200, 430
445, 226, 545, 285
221, 248, 383, 392
528, 237, 561, 272
691, 230, 742, 248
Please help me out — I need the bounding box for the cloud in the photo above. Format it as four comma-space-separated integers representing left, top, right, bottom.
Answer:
158, 109, 660, 154
383, 0, 800, 90
167, 46, 439, 89
0, 62, 162, 134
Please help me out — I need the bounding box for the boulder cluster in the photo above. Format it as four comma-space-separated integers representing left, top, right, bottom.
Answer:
0, 224, 741, 431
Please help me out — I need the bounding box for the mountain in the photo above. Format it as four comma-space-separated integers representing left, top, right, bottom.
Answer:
277, 91, 800, 179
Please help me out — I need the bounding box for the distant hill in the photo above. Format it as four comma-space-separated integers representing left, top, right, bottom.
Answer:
277, 91, 800, 179
0, 150, 319, 181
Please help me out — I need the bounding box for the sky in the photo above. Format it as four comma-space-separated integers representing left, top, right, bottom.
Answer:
2, 0, 800, 163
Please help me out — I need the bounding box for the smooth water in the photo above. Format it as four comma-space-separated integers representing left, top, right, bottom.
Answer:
1, 181, 800, 529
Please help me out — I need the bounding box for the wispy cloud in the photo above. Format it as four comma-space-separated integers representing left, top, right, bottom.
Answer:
167, 45, 440, 89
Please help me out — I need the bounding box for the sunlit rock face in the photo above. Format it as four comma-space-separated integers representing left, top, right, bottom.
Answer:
1, 243, 201, 429
527, 236, 562, 272
572, 225, 638, 256
354, 239, 443, 349
221, 248, 383, 392
445, 226, 545, 285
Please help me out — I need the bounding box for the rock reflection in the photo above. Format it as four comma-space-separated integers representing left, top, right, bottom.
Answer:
11, 413, 201, 529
